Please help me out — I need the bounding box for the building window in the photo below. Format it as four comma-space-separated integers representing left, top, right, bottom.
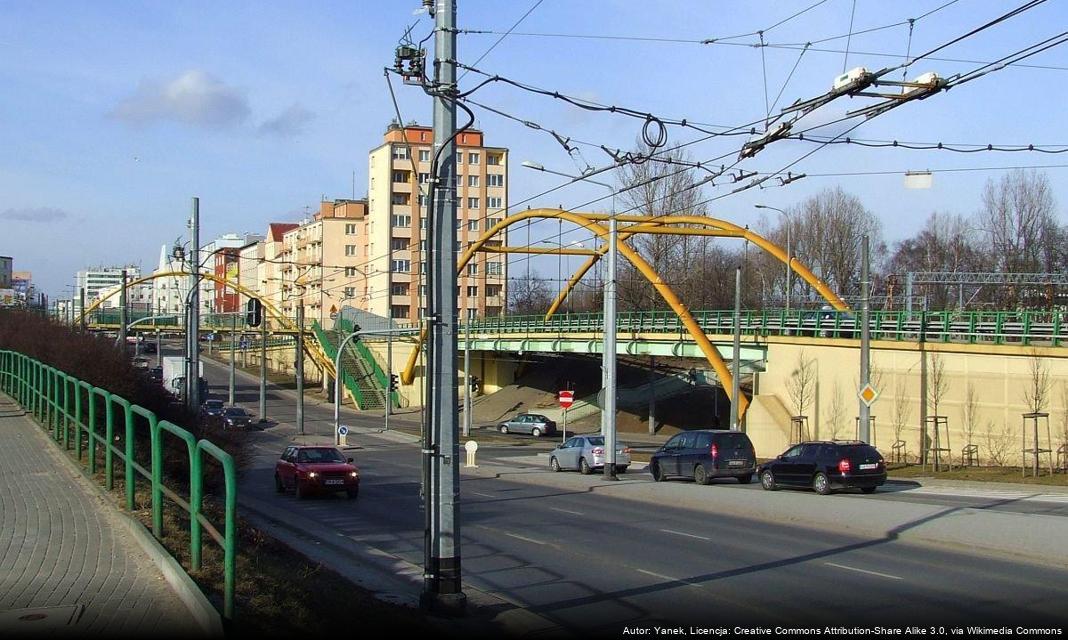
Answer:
419, 150, 430, 162
345, 267, 358, 277
468, 152, 480, 164
487, 173, 504, 187
486, 261, 502, 276
392, 170, 408, 183
419, 172, 430, 184
487, 153, 501, 166
466, 286, 478, 297
392, 146, 409, 159
486, 217, 502, 228
345, 245, 357, 257
486, 284, 501, 297
343, 287, 355, 298
391, 238, 409, 252
455, 150, 463, 164
467, 263, 478, 275
467, 175, 479, 187
391, 259, 411, 273
418, 194, 429, 207
467, 197, 479, 209
392, 305, 410, 319
391, 214, 411, 228
467, 219, 479, 232
391, 283, 409, 296
419, 217, 427, 229
419, 240, 427, 252
487, 197, 502, 209
420, 262, 427, 274
392, 193, 410, 206
345, 223, 357, 235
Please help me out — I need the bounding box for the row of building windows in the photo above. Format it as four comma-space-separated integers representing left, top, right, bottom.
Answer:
393, 144, 503, 166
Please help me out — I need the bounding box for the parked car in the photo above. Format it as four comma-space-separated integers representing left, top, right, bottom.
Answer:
141, 342, 158, 354
217, 406, 254, 430
275, 445, 360, 499
649, 430, 757, 484
198, 399, 225, 422
549, 435, 632, 474
131, 357, 150, 369
497, 413, 557, 437
758, 441, 886, 495
148, 366, 163, 384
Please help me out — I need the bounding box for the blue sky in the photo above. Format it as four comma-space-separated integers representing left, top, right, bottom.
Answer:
2, 0, 1067, 297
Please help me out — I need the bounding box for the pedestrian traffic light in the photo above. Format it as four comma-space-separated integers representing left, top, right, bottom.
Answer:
389, 374, 399, 392
246, 299, 262, 327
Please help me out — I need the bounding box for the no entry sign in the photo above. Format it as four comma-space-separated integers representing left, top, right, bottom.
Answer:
558, 390, 575, 409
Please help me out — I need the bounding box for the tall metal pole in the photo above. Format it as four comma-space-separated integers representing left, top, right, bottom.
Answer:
228, 313, 236, 405
603, 215, 618, 481
422, 0, 465, 614
859, 234, 872, 443
156, 330, 162, 368
259, 317, 267, 423
79, 288, 86, 331
188, 197, 201, 412
119, 270, 128, 348
296, 303, 305, 434
463, 318, 471, 437
730, 266, 742, 431
385, 327, 393, 433
785, 222, 792, 315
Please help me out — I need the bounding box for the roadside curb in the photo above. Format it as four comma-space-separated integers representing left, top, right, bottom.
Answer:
10, 398, 224, 638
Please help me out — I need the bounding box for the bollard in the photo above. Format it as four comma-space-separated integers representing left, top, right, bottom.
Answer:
464, 440, 478, 468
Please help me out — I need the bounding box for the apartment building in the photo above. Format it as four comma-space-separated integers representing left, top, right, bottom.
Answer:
213, 248, 241, 313
366, 122, 507, 322
74, 266, 140, 317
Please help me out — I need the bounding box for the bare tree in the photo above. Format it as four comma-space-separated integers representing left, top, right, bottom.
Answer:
1023, 350, 1052, 415
787, 350, 816, 438
985, 420, 1012, 467
927, 352, 948, 418
506, 273, 553, 316
1060, 382, 1068, 460
961, 382, 980, 451
892, 376, 912, 458
828, 380, 846, 440
888, 212, 986, 309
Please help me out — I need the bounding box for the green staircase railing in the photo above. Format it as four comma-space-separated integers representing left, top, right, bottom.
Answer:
311, 320, 368, 409
336, 317, 398, 408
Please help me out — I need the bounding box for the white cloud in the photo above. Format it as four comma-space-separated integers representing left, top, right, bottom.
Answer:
111, 70, 250, 129
258, 104, 315, 137
0, 206, 70, 222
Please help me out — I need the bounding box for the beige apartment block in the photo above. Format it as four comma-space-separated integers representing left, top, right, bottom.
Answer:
366, 122, 508, 322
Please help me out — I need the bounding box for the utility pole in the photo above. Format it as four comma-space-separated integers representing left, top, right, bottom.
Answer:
463, 317, 471, 437
603, 215, 618, 481
647, 356, 656, 436
385, 324, 393, 433
259, 316, 267, 424
859, 234, 872, 443
79, 288, 86, 331
119, 270, 128, 348
188, 197, 201, 413
730, 266, 742, 431
296, 303, 305, 434
229, 313, 236, 405
422, 0, 465, 615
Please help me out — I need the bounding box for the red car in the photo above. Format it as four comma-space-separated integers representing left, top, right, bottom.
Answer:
274, 445, 360, 499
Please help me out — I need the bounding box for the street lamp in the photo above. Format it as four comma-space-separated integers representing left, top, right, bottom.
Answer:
522, 160, 619, 480
754, 204, 792, 314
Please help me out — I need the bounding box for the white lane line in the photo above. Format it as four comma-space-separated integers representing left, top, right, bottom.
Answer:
825, 562, 903, 581
659, 528, 711, 541
504, 532, 547, 545
470, 491, 494, 498
636, 568, 701, 588
550, 507, 584, 516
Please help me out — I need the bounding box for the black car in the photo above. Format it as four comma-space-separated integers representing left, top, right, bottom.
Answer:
141, 342, 158, 354
198, 399, 226, 422
758, 441, 886, 495
218, 406, 254, 430
148, 367, 164, 384
649, 430, 757, 484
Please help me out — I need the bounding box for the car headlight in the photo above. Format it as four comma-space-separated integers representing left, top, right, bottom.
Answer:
308, 472, 318, 478
349, 472, 358, 478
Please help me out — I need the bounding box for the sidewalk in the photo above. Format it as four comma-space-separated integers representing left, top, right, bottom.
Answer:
0, 395, 204, 637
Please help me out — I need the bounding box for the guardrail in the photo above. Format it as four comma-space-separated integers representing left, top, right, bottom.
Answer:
0, 350, 237, 619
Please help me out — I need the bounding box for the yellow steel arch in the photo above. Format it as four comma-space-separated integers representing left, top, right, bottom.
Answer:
78, 271, 334, 375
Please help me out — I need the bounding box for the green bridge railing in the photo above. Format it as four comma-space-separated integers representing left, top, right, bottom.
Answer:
0, 350, 237, 619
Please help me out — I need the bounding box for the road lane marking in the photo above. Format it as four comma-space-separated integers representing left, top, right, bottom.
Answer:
504, 532, 547, 545
550, 507, 584, 516
824, 562, 903, 580
636, 568, 701, 588
659, 528, 711, 541
470, 491, 494, 498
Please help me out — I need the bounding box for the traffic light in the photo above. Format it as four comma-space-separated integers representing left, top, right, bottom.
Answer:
246, 299, 262, 327
389, 374, 399, 392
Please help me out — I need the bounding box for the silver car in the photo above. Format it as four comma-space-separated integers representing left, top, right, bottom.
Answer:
498, 413, 557, 437
549, 435, 631, 475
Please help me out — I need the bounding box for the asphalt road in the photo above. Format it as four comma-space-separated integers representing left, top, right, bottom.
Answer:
189, 348, 1068, 632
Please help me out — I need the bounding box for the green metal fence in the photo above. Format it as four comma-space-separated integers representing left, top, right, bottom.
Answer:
311, 320, 367, 408
336, 317, 398, 408
0, 350, 237, 619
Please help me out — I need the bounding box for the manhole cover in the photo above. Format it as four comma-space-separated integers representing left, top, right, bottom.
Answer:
0, 605, 83, 631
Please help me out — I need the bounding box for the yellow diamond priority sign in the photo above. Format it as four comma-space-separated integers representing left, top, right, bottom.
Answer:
858, 383, 879, 407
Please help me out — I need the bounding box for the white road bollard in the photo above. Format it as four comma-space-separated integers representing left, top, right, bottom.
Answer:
338, 424, 349, 447
464, 440, 478, 468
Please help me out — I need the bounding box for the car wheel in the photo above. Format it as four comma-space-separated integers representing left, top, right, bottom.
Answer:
760, 470, 778, 491
347, 488, 359, 499
580, 457, 592, 475
531, 427, 541, 438
550, 456, 561, 472
499, 425, 509, 434
694, 464, 710, 485
861, 486, 877, 494
813, 472, 832, 495
738, 473, 753, 484
650, 461, 665, 482
295, 482, 306, 500
274, 474, 284, 493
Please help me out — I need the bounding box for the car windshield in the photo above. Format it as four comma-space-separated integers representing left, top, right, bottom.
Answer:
205, 401, 223, 408
296, 448, 346, 463
223, 408, 248, 417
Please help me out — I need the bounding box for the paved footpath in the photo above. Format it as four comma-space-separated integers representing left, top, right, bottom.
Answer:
0, 395, 201, 637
